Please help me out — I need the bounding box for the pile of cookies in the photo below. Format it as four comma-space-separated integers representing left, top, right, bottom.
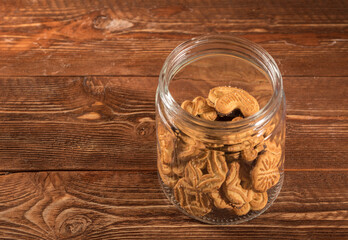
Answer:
158, 86, 282, 217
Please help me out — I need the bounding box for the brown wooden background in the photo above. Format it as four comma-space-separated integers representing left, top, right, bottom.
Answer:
0, 0, 347, 239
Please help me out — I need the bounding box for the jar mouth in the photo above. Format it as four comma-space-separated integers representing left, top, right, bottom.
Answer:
158, 34, 284, 134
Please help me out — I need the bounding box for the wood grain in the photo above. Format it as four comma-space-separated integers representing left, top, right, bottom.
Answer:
0, 76, 347, 171
0, 0, 347, 77
0, 0, 347, 238
0, 170, 346, 239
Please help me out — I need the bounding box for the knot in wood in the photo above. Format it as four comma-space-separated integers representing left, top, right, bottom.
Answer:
93, 15, 133, 32
135, 118, 155, 138
83, 77, 105, 101
58, 214, 92, 238
93, 15, 111, 30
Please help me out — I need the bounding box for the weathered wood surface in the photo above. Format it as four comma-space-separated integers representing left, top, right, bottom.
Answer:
0, 171, 346, 239
0, 0, 347, 239
0, 0, 347, 77
0, 76, 346, 171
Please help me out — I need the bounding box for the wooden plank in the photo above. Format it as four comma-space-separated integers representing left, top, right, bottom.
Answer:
284, 77, 348, 117
0, 76, 347, 171
1, 76, 346, 116
2, 0, 347, 27
0, 170, 346, 239
0, 35, 346, 77
0, 76, 157, 171
0, 118, 346, 171
1, 0, 347, 27
0, 0, 347, 77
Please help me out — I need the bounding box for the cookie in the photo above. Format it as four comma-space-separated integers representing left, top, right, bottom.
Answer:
251, 151, 281, 192
210, 189, 233, 209
157, 122, 178, 187
250, 191, 268, 211
225, 134, 263, 153
223, 162, 253, 215
265, 139, 282, 157
208, 86, 259, 117
231, 116, 244, 122
158, 159, 178, 188
208, 86, 235, 106
241, 138, 265, 164
174, 162, 212, 217
181, 96, 217, 121
197, 150, 228, 193
175, 134, 206, 176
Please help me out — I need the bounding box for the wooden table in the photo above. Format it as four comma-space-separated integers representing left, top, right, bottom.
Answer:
0, 0, 347, 239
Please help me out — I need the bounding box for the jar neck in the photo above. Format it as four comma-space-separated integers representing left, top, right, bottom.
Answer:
157, 35, 284, 142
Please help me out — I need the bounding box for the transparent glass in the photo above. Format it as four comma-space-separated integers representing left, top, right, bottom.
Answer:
156, 35, 286, 225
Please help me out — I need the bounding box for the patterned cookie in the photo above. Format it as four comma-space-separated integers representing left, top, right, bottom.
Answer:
251, 151, 281, 192
174, 134, 206, 176
209, 189, 233, 209
157, 158, 178, 188
181, 96, 217, 121
208, 86, 236, 106
250, 191, 268, 211
225, 134, 264, 153
238, 162, 268, 212
174, 162, 212, 217
265, 139, 282, 157
197, 150, 228, 193
241, 139, 265, 164
224, 162, 253, 216
208, 86, 259, 117
157, 122, 178, 187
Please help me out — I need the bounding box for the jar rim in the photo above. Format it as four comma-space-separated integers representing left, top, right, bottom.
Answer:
157, 34, 284, 134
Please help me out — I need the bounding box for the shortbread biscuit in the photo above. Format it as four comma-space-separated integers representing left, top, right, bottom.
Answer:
231, 116, 244, 122
208, 86, 259, 117
198, 150, 228, 193
251, 151, 281, 192
174, 162, 212, 217
157, 122, 178, 187
224, 162, 253, 215
175, 134, 206, 176
250, 191, 268, 211
265, 139, 282, 157
181, 96, 217, 121
210, 189, 233, 209
241, 139, 265, 164
158, 158, 178, 188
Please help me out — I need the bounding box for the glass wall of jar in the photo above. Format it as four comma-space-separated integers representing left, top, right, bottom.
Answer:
156, 35, 286, 224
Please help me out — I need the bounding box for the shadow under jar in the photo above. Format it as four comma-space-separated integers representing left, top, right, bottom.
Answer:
156, 35, 286, 225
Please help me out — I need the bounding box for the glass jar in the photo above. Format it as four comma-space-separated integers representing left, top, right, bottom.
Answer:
156, 35, 285, 224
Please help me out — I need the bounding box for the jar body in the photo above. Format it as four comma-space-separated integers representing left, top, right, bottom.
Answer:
156, 35, 285, 224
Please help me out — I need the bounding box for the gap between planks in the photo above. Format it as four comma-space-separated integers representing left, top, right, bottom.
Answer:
1, 75, 348, 78
0, 168, 347, 176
